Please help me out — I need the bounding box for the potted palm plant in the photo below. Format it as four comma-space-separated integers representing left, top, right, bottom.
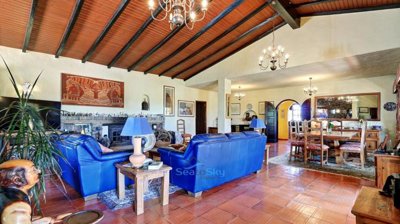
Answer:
0, 57, 64, 212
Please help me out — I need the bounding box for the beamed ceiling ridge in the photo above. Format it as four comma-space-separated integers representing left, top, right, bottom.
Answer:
0, 0, 399, 80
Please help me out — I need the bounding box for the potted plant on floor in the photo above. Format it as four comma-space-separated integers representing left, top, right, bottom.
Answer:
0, 57, 64, 212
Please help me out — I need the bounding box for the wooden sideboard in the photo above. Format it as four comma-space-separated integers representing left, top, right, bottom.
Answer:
352, 186, 400, 224
375, 154, 400, 189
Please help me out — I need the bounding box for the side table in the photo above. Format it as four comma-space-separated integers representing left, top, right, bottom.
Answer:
115, 162, 172, 215
351, 186, 400, 223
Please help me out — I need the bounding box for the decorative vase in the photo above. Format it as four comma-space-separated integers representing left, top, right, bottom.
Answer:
129, 137, 146, 168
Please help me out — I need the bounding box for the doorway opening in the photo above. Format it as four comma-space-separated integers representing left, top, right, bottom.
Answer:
276, 99, 299, 140
195, 101, 207, 134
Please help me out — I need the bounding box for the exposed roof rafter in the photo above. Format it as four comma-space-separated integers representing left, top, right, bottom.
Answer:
160, 1, 271, 77
270, 0, 300, 29
82, 0, 130, 63
144, 0, 244, 75
301, 3, 400, 17
184, 21, 286, 81
107, 2, 166, 68
291, 0, 335, 9
127, 0, 215, 72
55, 0, 84, 58
22, 0, 38, 52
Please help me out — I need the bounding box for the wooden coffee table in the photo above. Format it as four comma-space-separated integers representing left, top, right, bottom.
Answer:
115, 162, 172, 215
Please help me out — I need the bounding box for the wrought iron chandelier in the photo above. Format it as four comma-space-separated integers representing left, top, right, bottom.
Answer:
234, 86, 245, 101
304, 77, 318, 96
148, 0, 209, 30
258, 23, 289, 71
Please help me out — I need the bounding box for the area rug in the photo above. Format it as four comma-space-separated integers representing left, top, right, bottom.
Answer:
98, 179, 181, 211
269, 153, 375, 180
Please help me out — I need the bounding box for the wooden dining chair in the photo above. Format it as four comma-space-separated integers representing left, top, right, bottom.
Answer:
297, 121, 304, 135
304, 120, 329, 166
288, 121, 304, 161
339, 121, 367, 169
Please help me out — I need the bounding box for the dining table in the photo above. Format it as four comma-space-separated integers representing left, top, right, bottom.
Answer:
297, 131, 358, 164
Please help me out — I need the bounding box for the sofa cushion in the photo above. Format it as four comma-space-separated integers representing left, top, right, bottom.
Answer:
242, 131, 262, 137
191, 134, 228, 143
225, 132, 246, 139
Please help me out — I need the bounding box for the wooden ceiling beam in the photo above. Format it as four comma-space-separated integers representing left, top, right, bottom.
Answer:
301, 3, 400, 17
126, 24, 185, 71
184, 21, 286, 81
160, 1, 270, 77
174, 14, 279, 79
55, 0, 84, 58
82, 0, 130, 63
127, 0, 214, 72
270, 0, 299, 29
22, 0, 38, 52
144, 0, 244, 75
291, 0, 334, 9
107, 3, 166, 68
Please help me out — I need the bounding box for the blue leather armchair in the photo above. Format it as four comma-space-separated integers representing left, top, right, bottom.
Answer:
158, 131, 266, 196
53, 134, 132, 199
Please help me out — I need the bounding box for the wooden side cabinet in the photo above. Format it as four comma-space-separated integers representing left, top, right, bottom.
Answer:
375, 154, 400, 189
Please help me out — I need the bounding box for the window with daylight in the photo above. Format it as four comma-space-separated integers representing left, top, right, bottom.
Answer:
288, 104, 301, 121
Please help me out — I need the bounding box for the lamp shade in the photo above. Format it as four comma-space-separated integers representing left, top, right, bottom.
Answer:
121, 117, 153, 136
250, 118, 266, 129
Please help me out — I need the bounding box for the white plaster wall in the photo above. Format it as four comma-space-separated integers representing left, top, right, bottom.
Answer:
0, 46, 218, 135
229, 75, 397, 139
187, 8, 400, 86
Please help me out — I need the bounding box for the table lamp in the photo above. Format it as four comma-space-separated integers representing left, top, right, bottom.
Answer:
250, 118, 266, 133
121, 117, 153, 168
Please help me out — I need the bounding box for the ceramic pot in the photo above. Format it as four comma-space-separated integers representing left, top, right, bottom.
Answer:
130, 137, 145, 168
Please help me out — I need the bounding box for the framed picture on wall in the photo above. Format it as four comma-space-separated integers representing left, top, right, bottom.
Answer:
178, 100, 195, 117
258, 102, 265, 115
163, 86, 175, 116
231, 103, 240, 115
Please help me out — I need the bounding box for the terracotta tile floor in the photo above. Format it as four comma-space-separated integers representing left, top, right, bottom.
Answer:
41, 140, 375, 224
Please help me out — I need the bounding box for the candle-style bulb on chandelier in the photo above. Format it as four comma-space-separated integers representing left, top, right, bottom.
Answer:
303, 77, 318, 96
148, 0, 209, 30
258, 23, 289, 70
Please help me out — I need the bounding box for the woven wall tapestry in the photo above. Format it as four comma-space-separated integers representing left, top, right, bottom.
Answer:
61, 73, 124, 108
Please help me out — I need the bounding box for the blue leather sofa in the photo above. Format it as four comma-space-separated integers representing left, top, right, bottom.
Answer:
158, 131, 266, 196
53, 134, 132, 199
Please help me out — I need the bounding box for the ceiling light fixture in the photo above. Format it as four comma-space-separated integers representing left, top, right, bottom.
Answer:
304, 77, 317, 96
258, 22, 289, 71
234, 86, 245, 101
148, 0, 209, 30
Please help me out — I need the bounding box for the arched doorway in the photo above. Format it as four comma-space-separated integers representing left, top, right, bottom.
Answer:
301, 98, 312, 120
276, 99, 299, 140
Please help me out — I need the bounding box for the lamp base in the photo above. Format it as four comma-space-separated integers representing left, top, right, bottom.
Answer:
130, 137, 146, 168
129, 153, 146, 168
